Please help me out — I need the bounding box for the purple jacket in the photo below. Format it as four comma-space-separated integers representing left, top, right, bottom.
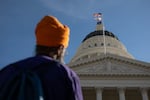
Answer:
0, 56, 83, 100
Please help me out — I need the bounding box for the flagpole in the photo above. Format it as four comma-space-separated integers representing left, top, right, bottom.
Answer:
101, 15, 106, 54
93, 13, 106, 55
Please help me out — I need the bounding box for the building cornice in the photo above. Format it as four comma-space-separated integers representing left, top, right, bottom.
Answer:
78, 73, 150, 78
68, 53, 150, 69
68, 54, 150, 77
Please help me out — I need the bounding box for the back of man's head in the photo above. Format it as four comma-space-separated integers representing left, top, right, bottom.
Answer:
34, 15, 70, 63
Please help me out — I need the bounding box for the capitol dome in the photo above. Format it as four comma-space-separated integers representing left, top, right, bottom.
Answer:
70, 22, 134, 63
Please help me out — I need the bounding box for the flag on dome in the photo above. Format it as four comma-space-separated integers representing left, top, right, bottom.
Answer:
93, 13, 102, 24
93, 13, 102, 17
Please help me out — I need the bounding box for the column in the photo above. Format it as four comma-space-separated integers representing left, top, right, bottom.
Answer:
96, 88, 103, 100
118, 88, 126, 100
141, 88, 149, 100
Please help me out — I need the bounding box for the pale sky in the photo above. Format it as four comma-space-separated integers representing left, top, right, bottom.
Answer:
0, 0, 150, 68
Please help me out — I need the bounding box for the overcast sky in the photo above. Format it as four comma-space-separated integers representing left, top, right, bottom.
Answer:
0, 0, 150, 68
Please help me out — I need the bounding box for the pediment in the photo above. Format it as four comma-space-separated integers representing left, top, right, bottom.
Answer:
74, 61, 150, 76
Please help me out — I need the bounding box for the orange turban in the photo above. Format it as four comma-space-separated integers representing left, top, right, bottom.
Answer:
35, 15, 70, 48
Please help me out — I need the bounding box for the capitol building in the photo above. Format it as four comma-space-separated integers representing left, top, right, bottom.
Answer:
68, 18, 150, 100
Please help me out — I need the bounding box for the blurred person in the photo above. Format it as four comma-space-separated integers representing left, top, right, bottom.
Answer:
0, 15, 83, 100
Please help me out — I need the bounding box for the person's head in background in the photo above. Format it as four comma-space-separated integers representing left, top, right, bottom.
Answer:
35, 15, 70, 64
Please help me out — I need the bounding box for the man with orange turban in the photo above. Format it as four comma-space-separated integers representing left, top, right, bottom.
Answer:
0, 15, 83, 100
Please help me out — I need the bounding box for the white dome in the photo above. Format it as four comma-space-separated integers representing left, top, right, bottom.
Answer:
70, 30, 134, 63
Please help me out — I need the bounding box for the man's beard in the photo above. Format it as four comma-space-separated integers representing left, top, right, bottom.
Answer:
56, 48, 66, 64
56, 56, 65, 64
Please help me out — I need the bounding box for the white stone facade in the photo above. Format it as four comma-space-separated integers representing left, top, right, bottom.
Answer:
69, 54, 150, 100
68, 23, 150, 100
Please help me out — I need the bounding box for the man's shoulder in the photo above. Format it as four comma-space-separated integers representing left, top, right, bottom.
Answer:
0, 56, 49, 71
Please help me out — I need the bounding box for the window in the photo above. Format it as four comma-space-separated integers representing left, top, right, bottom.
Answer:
94, 43, 97, 47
